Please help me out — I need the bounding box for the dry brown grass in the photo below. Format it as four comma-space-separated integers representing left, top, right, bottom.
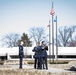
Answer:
0, 60, 76, 75
0, 69, 49, 75
0, 69, 76, 75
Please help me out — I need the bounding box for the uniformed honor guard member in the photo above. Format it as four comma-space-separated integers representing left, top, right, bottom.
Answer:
41, 41, 48, 70
32, 42, 42, 69
32, 42, 40, 69
18, 41, 24, 69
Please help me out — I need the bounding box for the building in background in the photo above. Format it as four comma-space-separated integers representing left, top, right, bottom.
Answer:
0, 46, 76, 60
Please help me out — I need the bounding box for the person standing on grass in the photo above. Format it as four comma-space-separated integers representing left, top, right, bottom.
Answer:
18, 41, 24, 69
32, 42, 41, 69
40, 41, 48, 70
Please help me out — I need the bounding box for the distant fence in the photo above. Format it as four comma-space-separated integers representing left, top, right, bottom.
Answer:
1, 54, 76, 61
1, 54, 75, 60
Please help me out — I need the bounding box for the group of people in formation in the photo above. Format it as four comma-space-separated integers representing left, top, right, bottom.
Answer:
18, 41, 48, 70
32, 41, 48, 70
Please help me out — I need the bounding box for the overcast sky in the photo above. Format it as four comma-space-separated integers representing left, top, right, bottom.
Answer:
0, 0, 76, 37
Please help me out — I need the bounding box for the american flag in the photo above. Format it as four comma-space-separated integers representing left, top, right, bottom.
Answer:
47, 20, 50, 27
50, 2, 55, 16
50, 8, 55, 16
47, 24, 50, 27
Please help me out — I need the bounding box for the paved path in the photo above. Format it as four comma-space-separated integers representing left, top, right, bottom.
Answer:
47, 68, 70, 73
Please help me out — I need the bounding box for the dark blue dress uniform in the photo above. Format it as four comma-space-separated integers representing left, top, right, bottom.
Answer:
32, 46, 41, 69
19, 45, 24, 69
40, 45, 48, 69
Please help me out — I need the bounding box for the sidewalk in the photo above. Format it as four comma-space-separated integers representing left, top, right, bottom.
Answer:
47, 68, 70, 73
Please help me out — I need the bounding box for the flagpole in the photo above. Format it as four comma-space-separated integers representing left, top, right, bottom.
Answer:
56, 15, 58, 63
52, 15, 54, 63
48, 20, 51, 63
50, 2, 55, 63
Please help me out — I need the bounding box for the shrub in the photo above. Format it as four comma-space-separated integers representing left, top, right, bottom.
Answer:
27, 61, 34, 64
49, 61, 68, 64
0, 61, 4, 65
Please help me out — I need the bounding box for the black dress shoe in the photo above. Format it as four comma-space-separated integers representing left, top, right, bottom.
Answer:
19, 67, 22, 69
46, 68, 48, 70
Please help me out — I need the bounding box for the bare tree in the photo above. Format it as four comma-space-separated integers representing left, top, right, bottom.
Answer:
69, 33, 76, 47
1, 33, 20, 47
29, 27, 47, 43
57, 26, 76, 47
